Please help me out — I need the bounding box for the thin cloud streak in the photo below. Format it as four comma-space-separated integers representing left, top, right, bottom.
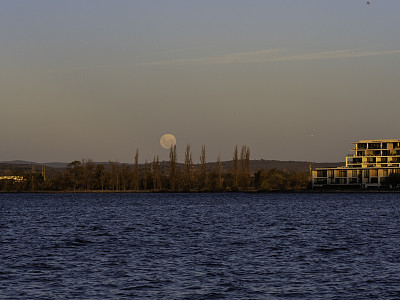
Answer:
145, 49, 281, 66
46, 63, 136, 74
145, 49, 400, 66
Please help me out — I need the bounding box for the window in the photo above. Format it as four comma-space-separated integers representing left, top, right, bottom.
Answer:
368, 143, 380, 149
349, 178, 358, 184
335, 178, 347, 184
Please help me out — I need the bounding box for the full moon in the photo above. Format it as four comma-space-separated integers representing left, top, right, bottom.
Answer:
160, 134, 177, 150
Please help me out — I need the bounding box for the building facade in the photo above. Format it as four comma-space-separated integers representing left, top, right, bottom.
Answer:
312, 139, 400, 188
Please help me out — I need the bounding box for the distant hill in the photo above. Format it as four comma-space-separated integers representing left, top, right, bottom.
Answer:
0, 160, 68, 168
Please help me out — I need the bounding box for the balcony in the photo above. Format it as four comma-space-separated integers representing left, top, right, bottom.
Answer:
334, 178, 348, 184
334, 170, 347, 178
349, 178, 360, 184
368, 143, 381, 149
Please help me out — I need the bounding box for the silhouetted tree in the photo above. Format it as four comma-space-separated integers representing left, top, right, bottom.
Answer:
133, 149, 139, 190
232, 146, 239, 189
240, 145, 250, 190
121, 164, 131, 190
67, 160, 83, 191
216, 153, 223, 191
199, 145, 207, 190
169, 146, 177, 191
183, 144, 193, 191
95, 164, 107, 191
142, 160, 148, 190
152, 155, 161, 191
109, 161, 120, 190
82, 158, 95, 191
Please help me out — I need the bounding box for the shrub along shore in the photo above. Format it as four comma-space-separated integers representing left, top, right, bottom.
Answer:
0, 146, 311, 192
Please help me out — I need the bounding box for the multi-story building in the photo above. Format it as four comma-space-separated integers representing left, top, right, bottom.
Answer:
312, 139, 400, 188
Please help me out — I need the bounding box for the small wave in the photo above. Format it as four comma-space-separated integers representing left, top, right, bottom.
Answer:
122, 284, 157, 290
316, 247, 349, 253
90, 225, 103, 231
65, 238, 94, 247
230, 240, 247, 246
282, 227, 297, 231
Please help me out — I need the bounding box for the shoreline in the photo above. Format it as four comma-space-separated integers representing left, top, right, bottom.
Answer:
1, 189, 400, 194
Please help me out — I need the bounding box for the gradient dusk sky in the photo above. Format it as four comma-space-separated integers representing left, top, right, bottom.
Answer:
1, 1, 400, 163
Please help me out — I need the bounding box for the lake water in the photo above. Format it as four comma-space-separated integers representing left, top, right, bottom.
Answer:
1, 193, 400, 299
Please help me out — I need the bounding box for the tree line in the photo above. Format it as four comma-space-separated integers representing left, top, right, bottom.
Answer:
0, 145, 311, 192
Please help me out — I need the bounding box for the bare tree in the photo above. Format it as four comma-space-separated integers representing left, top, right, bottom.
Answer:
199, 145, 207, 190
109, 161, 120, 190
143, 160, 148, 191
245, 146, 251, 188
95, 164, 107, 191
67, 160, 83, 191
152, 155, 161, 191
240, 145, 251, 190
183, 144, 193, 191
82, 158, 95, 191
233, 145, 239, 189
121, 164, 131, 190
217, 153, 223, 191
133, 148, 139, 190
169, 145, 177, 191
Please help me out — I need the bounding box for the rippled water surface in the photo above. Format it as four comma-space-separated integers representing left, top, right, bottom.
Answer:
1, 193, 400, 299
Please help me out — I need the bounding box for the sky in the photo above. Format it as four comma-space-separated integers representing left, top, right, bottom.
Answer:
1, 0, 400, 163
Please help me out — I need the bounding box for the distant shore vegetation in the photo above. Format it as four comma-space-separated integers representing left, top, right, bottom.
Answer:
0, 145, 311, 193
